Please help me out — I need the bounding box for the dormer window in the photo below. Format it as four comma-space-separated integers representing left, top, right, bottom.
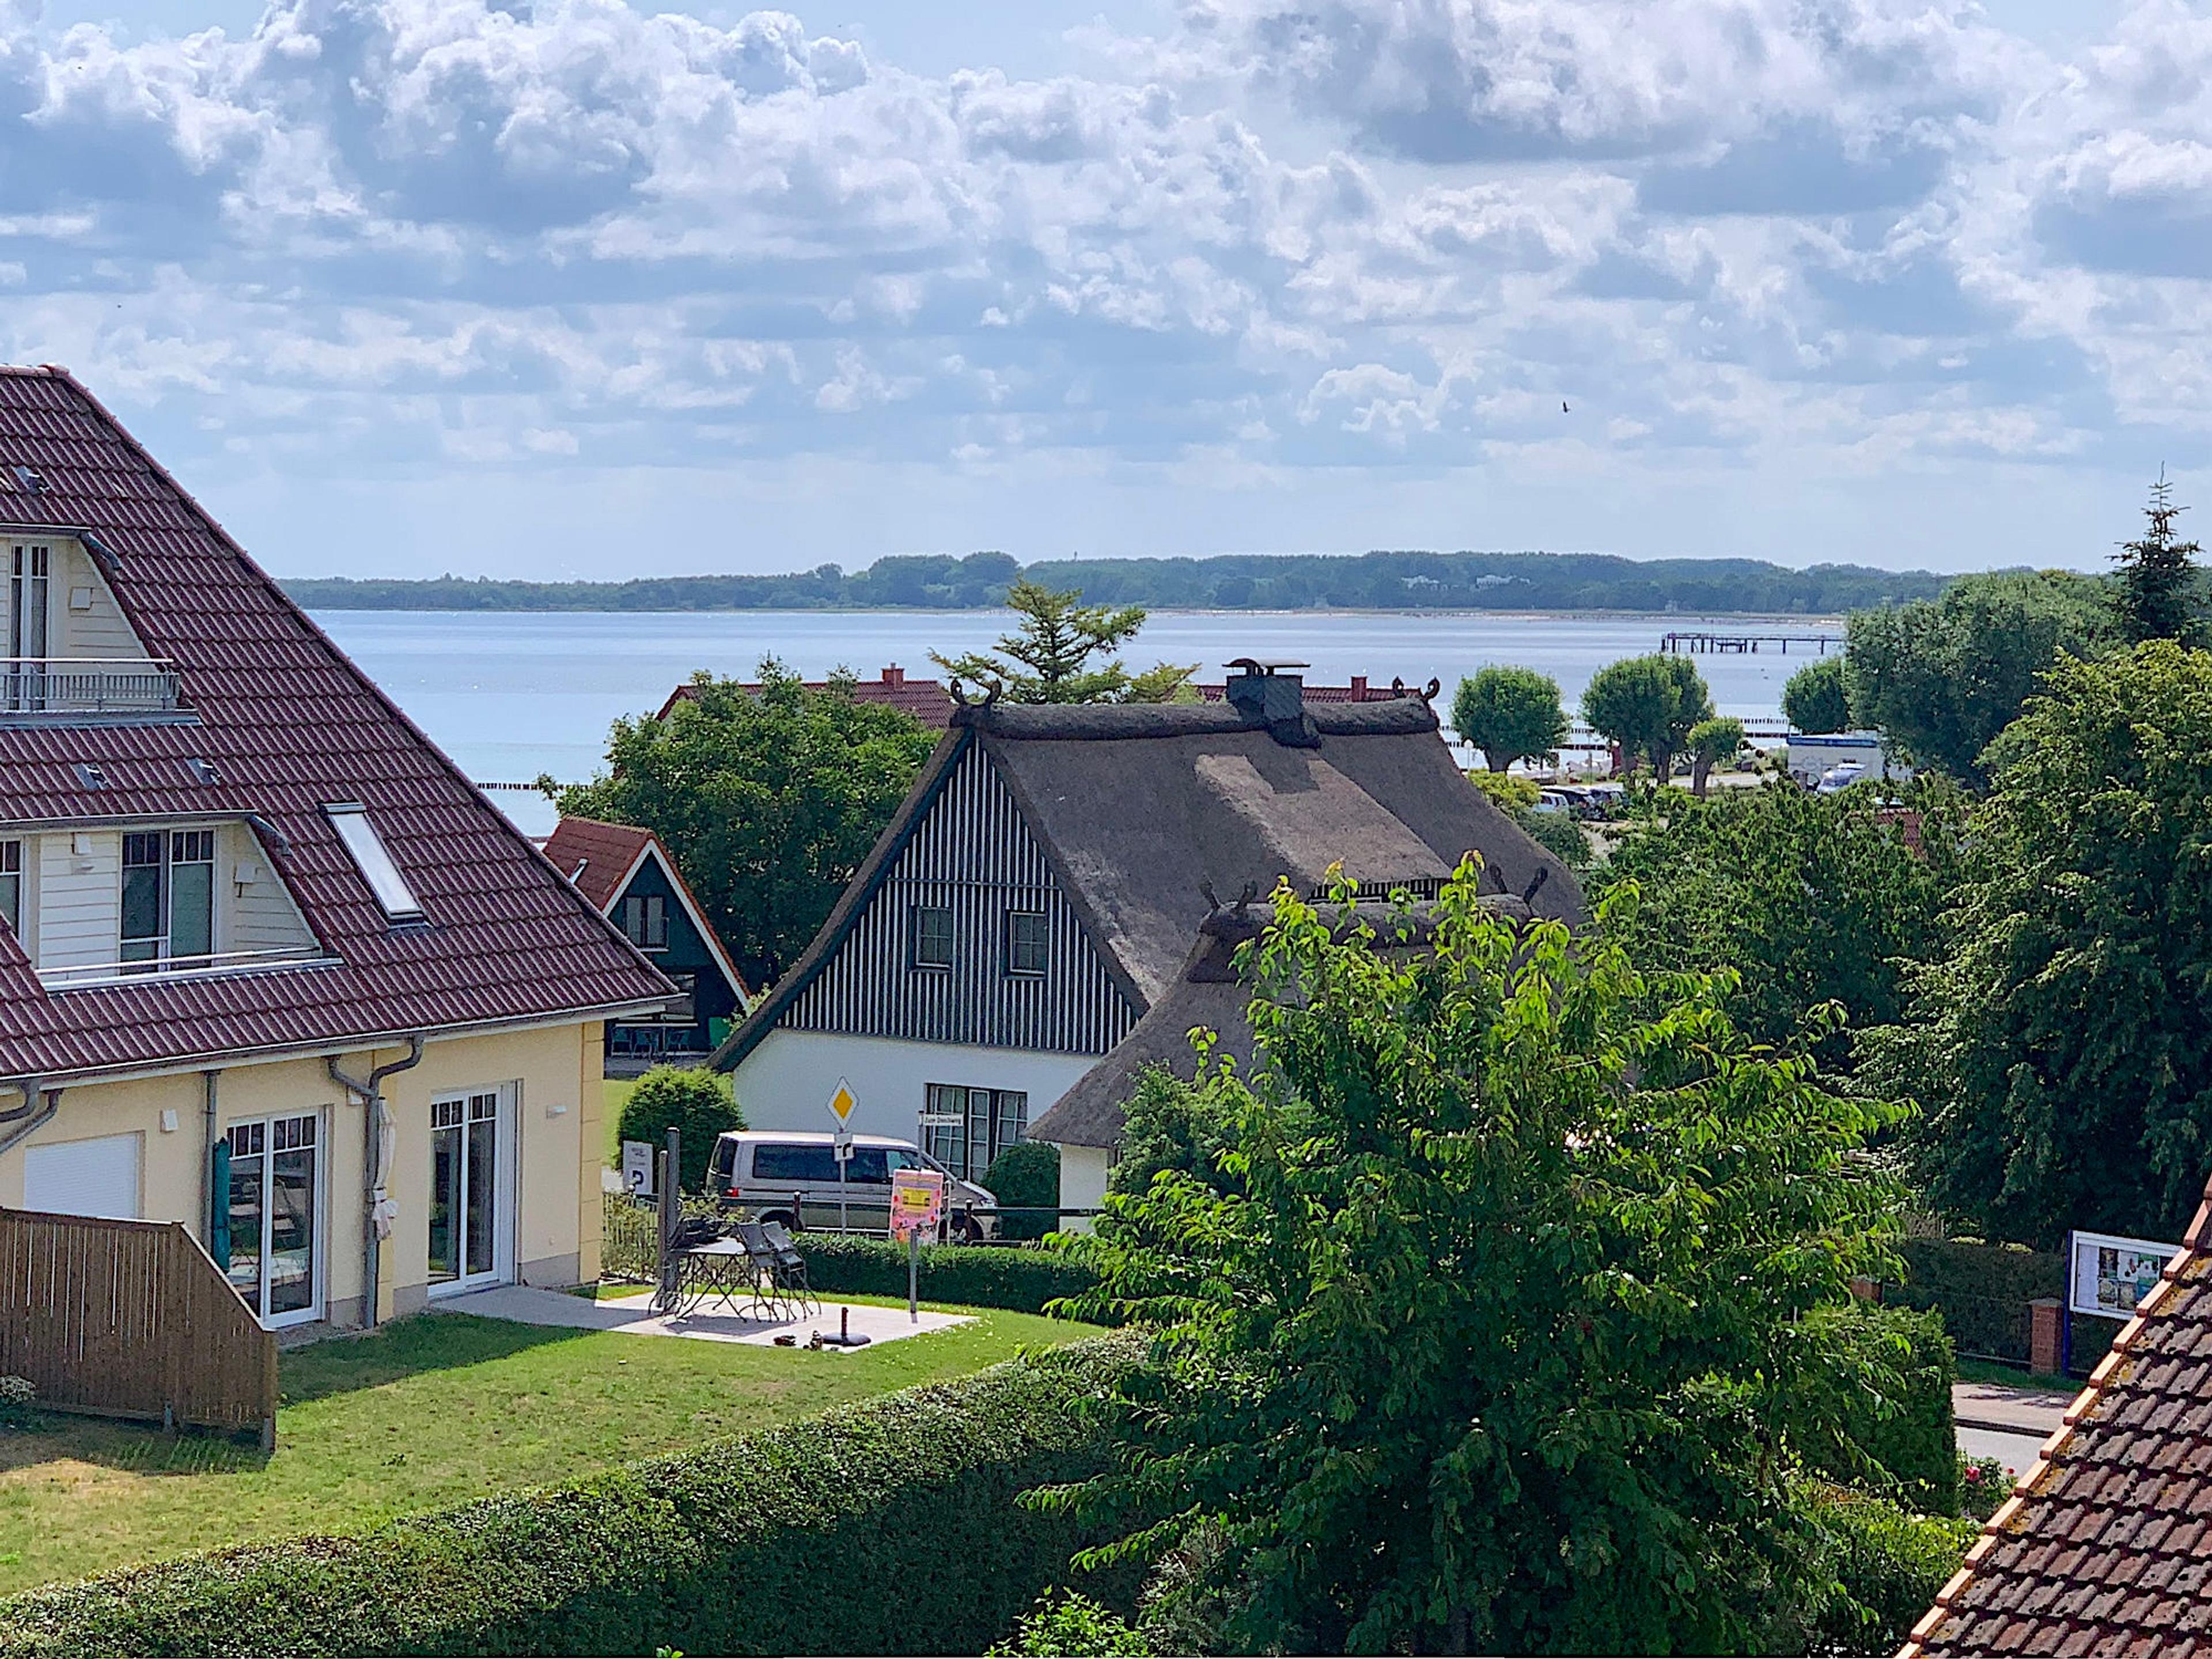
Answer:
325, 804, 425, 923
122, 829, 214, 969
0, 839, 19, 934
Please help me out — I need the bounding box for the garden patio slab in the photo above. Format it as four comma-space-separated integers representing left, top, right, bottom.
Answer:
434, 1285, 972, 1349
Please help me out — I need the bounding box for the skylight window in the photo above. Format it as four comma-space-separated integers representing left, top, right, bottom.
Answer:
324, 804, 426, 923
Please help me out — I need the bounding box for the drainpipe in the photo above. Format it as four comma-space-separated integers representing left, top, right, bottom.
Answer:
0, 1077, 56, 1160
328, 1036, 426, 1330
200, 1070, 221, 1243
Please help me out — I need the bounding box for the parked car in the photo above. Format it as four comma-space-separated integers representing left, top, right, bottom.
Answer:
1815, 760, 1868, 794
705, 1130, 999, 1242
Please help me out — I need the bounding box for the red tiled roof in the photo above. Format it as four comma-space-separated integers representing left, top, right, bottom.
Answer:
541, 817, 655, 911
1904, 1181, 2212, 1658
658, 667, 953, 729
0, 366, 675, 1082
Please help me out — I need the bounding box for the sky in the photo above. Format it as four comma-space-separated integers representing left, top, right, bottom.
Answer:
0, 0, 2206, 579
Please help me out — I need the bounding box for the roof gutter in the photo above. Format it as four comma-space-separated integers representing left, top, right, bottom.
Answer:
0, 1076, 59, 1159
328, 1036, 425, 1331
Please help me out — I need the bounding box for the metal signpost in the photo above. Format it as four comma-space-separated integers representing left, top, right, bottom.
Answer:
827, 1078, 857, 1234
890, 1168, 946, 1323
2063, 1228, 2181, 1373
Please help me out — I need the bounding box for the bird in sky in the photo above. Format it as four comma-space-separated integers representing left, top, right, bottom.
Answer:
1562, 400, 1571, 414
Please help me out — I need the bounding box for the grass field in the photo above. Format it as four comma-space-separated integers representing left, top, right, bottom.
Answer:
1955, 1356, 2081, 1394
0, 1301, 1094, 1597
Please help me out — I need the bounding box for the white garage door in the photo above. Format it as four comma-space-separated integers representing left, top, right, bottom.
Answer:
24, 1134, 141, 1219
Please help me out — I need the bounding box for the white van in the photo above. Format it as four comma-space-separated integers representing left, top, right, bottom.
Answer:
706, 1130, 999, 1241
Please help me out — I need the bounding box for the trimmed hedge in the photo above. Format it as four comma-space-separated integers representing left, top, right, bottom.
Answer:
1883, 1238, 2062, 1363
1805, 1486, 1978, 1654
0, 1338, 1139, 1658
793, 1236, 1107, 1320
1785, 1304, 1959, 1515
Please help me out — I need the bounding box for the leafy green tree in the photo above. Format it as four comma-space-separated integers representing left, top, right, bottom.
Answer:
982, 1140, 1060, 1240
1050, 868, 1910, 1655
1599, 781, 1963, 1070
618, 1066, 744, 1191
1871, 642, 2212, 1246
554, 660, 937, 986
2115, 474, 2203, 646
1783, 656, 1852, 734
1843, 572, 2115, 783
1581, 653, 1714, 778
1685, 715, 1745, 797
933, 579, 1194, 703
1451, 665, 1569, 772
987, 1593, 1152, 1657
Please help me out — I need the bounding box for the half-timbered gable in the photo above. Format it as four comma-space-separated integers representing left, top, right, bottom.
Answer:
781, 739, 1135, 1055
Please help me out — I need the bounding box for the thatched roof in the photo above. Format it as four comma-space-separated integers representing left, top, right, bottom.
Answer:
713, 685, 1585, 1092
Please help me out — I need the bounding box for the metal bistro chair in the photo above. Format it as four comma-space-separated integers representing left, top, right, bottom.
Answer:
731, 1220, 796, 1319
760, 1219, 817, 1316
655, 1210, 734, 1319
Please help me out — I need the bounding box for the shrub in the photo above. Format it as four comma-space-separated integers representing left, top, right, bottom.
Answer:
984, 1142, 1061, 1241
1958, 1453, 2014, 1522
1883, 1238, 2062, 1365
0, 1376, 33, 1428
1465, 768, 1540, 809
791, 1236, 1107, 1320
987, 1593, 1152, 1657
0, 1339, 1141, 1659
618, 1066, 743, 1191
1800, 1484, 1977, 1654
1782, 1303, 1959, 1514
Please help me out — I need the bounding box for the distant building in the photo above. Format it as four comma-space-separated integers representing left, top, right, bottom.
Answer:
1786, 729, 1909, 789
710, 663, 1584, 1214
543, 817, 751, 1073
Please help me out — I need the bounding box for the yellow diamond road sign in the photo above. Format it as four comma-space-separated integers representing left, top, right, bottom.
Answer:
827, 1079, 857, 1125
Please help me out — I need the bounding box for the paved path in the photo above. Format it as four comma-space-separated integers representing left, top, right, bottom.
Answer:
435, 1284, 971, 1350
1953, 1378, 2074, 1478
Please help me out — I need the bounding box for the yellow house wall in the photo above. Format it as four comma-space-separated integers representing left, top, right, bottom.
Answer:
0, 1019, 602, 1328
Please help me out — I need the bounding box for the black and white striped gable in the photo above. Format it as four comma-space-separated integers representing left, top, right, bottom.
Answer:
778, 740, 1136, 1055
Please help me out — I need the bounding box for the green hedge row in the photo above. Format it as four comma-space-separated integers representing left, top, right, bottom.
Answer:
1805, 1486, 1978, 1653
0, 1338, 1140, 1658
1785, 1304, 1959, 1515
793, 1236, 1108, 1321
1881, 1238, 2062, 1363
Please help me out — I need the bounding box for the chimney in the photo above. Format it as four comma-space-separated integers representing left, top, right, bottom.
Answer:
1349, 675, 1368, 699
882, 665, 904, 687
1225, 659, 1318, 747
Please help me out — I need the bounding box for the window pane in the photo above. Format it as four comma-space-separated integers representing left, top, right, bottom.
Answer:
226, 1143, 265, 1311
429, 1123, 460, 1282
1007, 911, 1048, 975
0, 871, 17, 935
645, 895, 667, 948
622, 896, 645, 943
170, 859, 213, 960
751, 1143, 842, 1184
912, 904, 953, 968
844, 1148, 891, 1183
465, 1114, 497, 1276
269, 1142, 316, 1314
325, 805, 425, 922
120, 858, 164, 954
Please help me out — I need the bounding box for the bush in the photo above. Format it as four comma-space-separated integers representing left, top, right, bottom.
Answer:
618, 1066, 743, 1191
984, 1142, 1061, 1241
791, 1236, 1107, 1320
0, 1339, 1141, 1659
988, 1593, 1152, 1657
0, 1376, 33, 1429
1783, 1303, 1959, 1514
1801, 1485, 1978, 1654
1957, 1453, 2014, 1522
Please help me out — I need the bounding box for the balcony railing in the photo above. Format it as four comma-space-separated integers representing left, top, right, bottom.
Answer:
38, 944, 331, 991
2, 657, 183, 718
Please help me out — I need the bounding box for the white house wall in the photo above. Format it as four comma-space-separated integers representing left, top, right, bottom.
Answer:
732, 1027, 1098, 1148
36, 827, 118, 972
56, 541, 149, 662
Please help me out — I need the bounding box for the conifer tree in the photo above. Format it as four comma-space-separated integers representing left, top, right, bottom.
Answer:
2115, 472, 2202, 646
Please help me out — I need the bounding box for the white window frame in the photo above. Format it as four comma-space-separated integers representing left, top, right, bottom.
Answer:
426, 1082, 519, 1297
324, 804, 426, 923
221, 1110, 326, 1330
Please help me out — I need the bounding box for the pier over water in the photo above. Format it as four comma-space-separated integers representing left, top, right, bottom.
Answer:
1660, 630, 1842, 655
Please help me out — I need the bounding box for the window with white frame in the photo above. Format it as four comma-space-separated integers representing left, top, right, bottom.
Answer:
0, 839, 19, 935
921, 1084, 1028, 1181
1005, 909, 1048, 976
325, 804, 426, 923
911, 904, 954, 969
621, 892, 667, 949
120, 828, 215, 969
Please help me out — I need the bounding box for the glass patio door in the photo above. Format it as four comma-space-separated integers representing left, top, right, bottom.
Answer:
221, 1113, 321, 1327
7, 544, 47, 711
429, 1089, 510, 1292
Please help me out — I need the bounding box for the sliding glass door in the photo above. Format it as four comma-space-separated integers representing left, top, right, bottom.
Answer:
429, 1089, 513, 1293
221, 1113, 321, 1327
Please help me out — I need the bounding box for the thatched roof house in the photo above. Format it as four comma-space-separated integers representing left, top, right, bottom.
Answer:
711, 663, 1583, 1214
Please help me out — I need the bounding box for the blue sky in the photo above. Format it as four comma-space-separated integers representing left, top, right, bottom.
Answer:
1, 0, 2205, 579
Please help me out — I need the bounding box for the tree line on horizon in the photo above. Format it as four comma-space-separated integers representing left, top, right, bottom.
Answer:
285, 547, 1949, 616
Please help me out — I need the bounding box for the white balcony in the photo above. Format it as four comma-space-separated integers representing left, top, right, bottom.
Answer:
2, 657, 184, 719
38, 944, 332, 991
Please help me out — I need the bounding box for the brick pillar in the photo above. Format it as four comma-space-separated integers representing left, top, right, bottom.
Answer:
2030, 1297, 2063, 1376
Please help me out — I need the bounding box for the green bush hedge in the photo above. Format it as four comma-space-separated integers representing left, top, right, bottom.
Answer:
1781, 1304, 1957, 1514
793, 1236, 1107, 1320
1882, 1238, 2062, 1362
0, 1338, 1139, 1659
1803, 1485, 1978, 1654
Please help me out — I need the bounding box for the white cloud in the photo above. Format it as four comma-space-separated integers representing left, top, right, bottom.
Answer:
0, 0, 2199, 574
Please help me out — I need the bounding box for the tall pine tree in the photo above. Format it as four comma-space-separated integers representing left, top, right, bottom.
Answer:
2115, 472, 2203, 645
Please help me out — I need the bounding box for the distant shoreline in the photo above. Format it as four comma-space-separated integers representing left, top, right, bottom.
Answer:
302, 603, 1850, 626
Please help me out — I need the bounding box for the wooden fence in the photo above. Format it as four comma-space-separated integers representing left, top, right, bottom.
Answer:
0, 1209, 278, 1441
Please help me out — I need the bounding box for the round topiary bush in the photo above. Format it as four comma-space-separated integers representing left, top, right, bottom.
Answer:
983, 1141, 1061, 1240
617, 1066, 744, 1191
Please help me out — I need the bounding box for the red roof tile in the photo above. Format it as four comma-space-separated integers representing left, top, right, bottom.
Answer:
541, 817, 655, 911
0, 366, 674, 1082
1905, 1177, 2212, 1658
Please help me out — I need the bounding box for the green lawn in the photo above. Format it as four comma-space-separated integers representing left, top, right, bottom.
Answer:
0, 1301, 1095, 1597
1955, 1356, 2081, 1394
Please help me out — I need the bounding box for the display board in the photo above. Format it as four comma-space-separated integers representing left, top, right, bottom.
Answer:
2068, 1229, 2181, 1320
